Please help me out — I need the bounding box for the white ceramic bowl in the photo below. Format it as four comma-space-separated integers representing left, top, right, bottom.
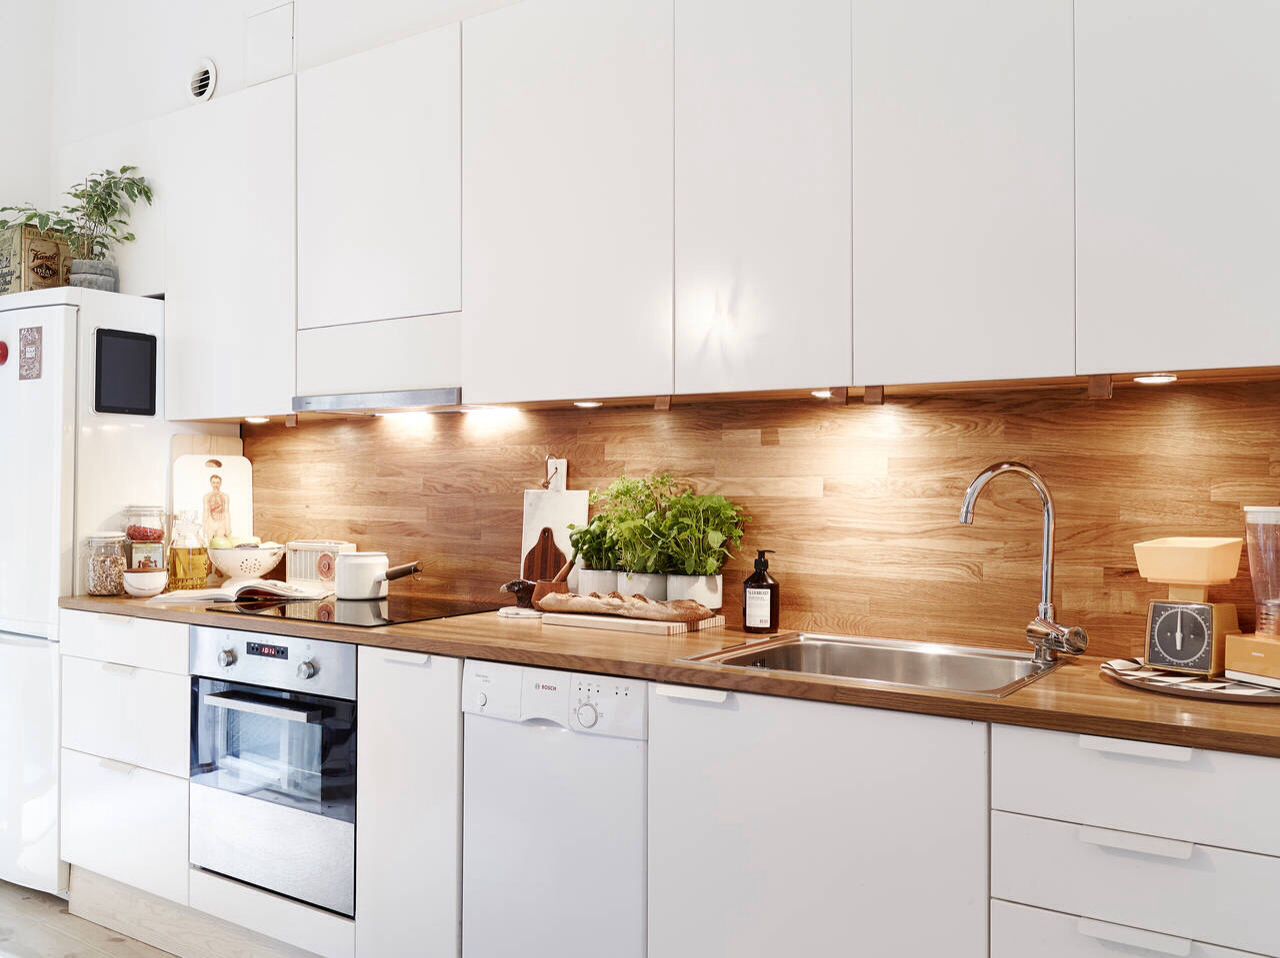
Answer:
123, 568, 168, 598
209, 546, 285, 580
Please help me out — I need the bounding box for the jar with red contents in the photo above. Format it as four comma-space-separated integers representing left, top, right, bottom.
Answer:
125, 505, 168, 570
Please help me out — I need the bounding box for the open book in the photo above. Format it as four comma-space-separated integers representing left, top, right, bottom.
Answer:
147, 578, 332, 604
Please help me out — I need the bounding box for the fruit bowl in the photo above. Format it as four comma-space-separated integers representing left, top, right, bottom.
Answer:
209, 546, 284, 580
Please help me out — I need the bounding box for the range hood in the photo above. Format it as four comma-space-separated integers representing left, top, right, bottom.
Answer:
292, 387, 462, 415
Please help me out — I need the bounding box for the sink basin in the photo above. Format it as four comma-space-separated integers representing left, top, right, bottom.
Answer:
682, 633, 1058, 698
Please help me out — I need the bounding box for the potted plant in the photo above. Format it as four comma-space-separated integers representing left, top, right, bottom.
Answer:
662, 492, 748, 610
567, 513, 619, 595
593, 474, 680, 599
0, 166, 153, 292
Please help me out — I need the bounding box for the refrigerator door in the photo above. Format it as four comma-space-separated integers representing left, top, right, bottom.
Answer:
0, 305, 75, 638
0, 633, 64, 894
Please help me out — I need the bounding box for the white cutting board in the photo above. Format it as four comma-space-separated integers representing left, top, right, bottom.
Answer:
173, 454, 253, 540
521, 489, 588, 589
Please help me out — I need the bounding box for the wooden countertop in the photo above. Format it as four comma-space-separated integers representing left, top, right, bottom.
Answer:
61, 595, 1280, 759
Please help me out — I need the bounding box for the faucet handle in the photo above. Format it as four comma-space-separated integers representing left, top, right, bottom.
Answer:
1026, 617, 1089, 659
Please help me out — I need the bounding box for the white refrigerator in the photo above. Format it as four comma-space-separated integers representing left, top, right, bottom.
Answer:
0, 288, 234, 894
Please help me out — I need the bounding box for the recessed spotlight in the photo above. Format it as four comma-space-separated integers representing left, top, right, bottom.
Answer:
244, 416, 270, 424
574, 400, 603, 409
1133, 373, 1177, 385
811, 389, 833, 400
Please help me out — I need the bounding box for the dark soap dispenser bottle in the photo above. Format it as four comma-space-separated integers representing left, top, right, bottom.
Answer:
743, 550, 779, 634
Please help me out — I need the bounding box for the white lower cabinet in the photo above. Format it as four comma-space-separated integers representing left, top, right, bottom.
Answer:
993, 811, 1280, 957
61, 655, 190, 777
992, 900, 1257, 958
60, 747, 189, 905
355, 648, 461, 958
647, 684, 988, 957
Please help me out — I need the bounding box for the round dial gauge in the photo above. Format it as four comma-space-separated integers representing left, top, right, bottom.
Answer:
1152, 605, 1211, 666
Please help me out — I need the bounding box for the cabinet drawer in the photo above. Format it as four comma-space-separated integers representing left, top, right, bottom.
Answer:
992, 811, 1280, 956
993, 724, 1280, 856
60, 747, 189, 904
62, 655, 190, 777
59, 609, 189, 674
993, 900, 1258, 958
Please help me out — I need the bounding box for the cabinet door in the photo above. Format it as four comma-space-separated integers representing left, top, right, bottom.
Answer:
851, 0, 1074, 386
298, 24, 461, 332
355, 649, 461, 958
165, 77, 296, 420
648, 685, 988, 956
674, 0, 851, 394
1076, 0, 1280, 375
461, 0, 673, 404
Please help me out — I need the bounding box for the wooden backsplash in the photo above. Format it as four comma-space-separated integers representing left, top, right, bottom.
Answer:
243, 382, 1280, 660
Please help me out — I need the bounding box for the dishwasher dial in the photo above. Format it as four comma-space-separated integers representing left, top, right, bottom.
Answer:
575, 702, 599, 729
296, 660, 319, 680
217, 649, 237, 668
477, 691, 488, 708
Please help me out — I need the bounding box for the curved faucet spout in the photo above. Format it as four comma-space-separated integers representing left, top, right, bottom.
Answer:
959, 461, 1082, 662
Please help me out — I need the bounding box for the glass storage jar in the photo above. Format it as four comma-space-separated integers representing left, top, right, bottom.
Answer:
125, 505, 168, 570
86, 533, 128, 596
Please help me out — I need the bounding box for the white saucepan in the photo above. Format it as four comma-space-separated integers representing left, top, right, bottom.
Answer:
335, 552, 421, 600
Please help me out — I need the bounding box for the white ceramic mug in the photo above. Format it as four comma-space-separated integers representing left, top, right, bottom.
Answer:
335, 552, 421, 600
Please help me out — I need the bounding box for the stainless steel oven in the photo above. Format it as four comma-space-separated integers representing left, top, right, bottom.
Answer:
190, 627, 357, 916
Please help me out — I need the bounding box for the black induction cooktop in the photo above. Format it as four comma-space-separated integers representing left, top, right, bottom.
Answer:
207, 595, 504, 628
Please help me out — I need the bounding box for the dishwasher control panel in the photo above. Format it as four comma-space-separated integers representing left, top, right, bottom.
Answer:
463, 661, 648, 741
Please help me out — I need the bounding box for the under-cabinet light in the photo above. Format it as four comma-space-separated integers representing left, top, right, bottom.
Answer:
244, 416, 270, 424
811, 389, 833, 399
1133, 373, 1177, 385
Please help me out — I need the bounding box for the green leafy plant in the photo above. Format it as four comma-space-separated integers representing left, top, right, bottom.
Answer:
567, 513, 618, 571
662, 492, 749, 576
590, 474, 682, 574
0, 166, 153, 261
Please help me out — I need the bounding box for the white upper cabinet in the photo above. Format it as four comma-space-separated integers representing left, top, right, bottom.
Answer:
298, 24, 461, 331
1076, 0, 1280, 375
674, 0, 852, 394
165, 77, 296, 420
460, 0, 674, 404
851, 0, 1074, 386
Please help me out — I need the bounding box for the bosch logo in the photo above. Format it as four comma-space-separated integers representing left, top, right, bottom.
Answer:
534, 682, 558, 692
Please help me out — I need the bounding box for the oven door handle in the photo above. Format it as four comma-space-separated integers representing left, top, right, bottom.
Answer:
204, 693, 322, 724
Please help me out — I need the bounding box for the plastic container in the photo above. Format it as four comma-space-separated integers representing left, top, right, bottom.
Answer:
1245, 507, 1280, 635
1132, 536, 1243, 585
86, 533, 128, 596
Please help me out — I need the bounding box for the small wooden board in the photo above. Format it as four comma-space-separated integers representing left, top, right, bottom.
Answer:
542, 612, 726, 636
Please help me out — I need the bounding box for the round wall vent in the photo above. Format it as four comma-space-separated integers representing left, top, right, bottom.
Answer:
188, 58, 217, 103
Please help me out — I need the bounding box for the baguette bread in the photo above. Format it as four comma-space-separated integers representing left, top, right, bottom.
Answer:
536, 590, 713, 623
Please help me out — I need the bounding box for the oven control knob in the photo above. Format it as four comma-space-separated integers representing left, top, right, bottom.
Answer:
217, 649, 237, 668
477, 692, 488, 707
575, 703, 599, 729
297, 660, 319, 680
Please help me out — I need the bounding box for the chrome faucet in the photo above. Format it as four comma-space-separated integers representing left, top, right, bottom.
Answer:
959, 462, 1088, 664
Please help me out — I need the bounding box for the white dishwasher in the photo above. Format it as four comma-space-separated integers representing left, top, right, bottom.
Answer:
462, 661, 648, 958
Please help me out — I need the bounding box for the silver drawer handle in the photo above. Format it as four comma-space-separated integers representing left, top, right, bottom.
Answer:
205, 693, 321, 724
655, 683, 729, 704
1077, 917, 1192, 956
101, 662, 137, 676
1078, 734, 1193, 763
97, 613, 134, 625
1078, 824, 1195, 861
384, 654, 431, 667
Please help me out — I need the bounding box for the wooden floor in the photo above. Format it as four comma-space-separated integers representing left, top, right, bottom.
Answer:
0, 881, 169, 958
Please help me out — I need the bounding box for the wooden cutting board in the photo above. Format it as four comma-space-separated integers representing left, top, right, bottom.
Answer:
541, 612, 726, 636
523, 527, 567, 581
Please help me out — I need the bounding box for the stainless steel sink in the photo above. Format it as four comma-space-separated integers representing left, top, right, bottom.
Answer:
682, 633, 1058, 698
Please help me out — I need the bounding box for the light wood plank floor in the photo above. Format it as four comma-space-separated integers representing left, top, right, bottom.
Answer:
0, 880, 170, 958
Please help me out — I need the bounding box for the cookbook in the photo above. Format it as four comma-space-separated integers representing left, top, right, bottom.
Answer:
147, 578, 332, 604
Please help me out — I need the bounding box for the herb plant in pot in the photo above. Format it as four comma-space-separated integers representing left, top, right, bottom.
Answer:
0, 166, 153, 292
567, 513, 619, 595
662, 493, 748, 610
595, 475, 678, 600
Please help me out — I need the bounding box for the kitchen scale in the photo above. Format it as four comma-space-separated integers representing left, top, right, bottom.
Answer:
1132, 537, 1243, 676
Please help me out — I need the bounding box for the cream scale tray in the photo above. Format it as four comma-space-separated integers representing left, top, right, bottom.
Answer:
1101, 658, 1280, 704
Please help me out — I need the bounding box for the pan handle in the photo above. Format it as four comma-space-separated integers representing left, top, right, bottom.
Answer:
383, 561, 422, 583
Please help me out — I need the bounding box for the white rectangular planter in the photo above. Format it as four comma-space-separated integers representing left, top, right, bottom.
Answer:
666, 574, 723, 610
578, 569, 620, 595
617, 572, 667, 600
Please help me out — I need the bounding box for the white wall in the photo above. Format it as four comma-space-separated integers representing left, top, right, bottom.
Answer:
0, 1, 54, 207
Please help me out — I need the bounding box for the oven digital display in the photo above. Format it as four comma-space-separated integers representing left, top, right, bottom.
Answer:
246, 641, 289, 660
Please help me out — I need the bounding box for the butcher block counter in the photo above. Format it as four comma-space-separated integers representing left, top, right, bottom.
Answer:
61, 594, 1280, 759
